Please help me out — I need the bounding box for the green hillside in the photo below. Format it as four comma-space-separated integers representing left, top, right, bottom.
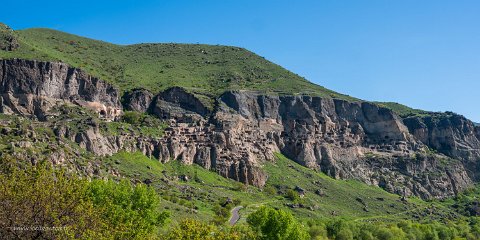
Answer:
375, 102, 430, 118
102, 151, 448, 224
0, 23, 355, 103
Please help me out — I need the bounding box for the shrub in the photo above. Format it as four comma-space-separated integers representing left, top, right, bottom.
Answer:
247, 206, 309, 240
86, 179, 169, 239
234, 182, 248, 192
0, 159, 168, 239
122, 111, 144, 125
263, 185, 277, 195
0, 162, 107, 239
286, 189, 300, 202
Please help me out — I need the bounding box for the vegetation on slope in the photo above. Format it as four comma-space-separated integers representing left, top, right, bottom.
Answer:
0, 24, 356, 104
101, 151, 466, 227
2, 23, 471, 121
3, 156, 480, 239
375, 102, 430, 118
3, 22, 480, 239
0, 158, 169, 239
5, 23, 465, 119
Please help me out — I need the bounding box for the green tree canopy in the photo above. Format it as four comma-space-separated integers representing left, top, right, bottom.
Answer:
247, 206, 309, 240
0, 159, 168, 239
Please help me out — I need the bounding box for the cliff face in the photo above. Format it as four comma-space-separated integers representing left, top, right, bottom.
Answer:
126, 88, 474, 198
218, 92, 473, 198
404, 114, 480, 180
1, 59, 478, 199
404, 114, 480, 161
0, 59, 121, 121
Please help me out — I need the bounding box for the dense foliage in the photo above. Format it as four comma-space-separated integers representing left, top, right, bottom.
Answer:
307, 218, 480, 240
3, 156, 480, 239
0, 159, 167, 239
247, 206, 310, 240
164, 219, 256, 240
86, 179, 169, 239
0, 161, 105, 239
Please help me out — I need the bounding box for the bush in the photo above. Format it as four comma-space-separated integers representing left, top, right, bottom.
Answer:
263, 185, 277, 195
247, 206, 309, 240
305, 218, 480, 240
122, 111, 144, 125
0, 159, 168, 239
0, 162, 107, 239
87, 179, 169, 239
234, 182, 248, 192
286, 189, 300, 202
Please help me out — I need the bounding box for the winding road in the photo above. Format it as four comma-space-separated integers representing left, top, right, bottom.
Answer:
229, 206, 243, 225
228, 200, 279, 226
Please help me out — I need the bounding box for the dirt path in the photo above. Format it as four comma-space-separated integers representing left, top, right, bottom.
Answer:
228, 199, 280, 226
229, 206, 243, 226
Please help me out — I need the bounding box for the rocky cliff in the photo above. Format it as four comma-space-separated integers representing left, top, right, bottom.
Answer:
1, 59, 478, 199
404, 113, 480, 181
0, 59, 122, 121
116, 85, 478, 199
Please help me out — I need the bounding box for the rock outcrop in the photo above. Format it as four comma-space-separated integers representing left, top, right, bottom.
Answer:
0, 59, 122, 120
118, 88, 476, 198
1, 59, 479, 199
404, 113, 480, 181
122, 88, 153, 112
404, 113, 480, 162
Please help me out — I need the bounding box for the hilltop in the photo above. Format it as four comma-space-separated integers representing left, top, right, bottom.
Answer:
0, 23, 355, 105
1, 22, 479, 198
2, 22, 480, 239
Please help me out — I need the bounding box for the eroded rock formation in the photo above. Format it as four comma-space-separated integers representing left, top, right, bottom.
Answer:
1, 59, 479, 199
0, 59, 122, 120
121, 88, 478, 198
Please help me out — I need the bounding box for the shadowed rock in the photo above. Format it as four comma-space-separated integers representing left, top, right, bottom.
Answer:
1, 59, 479, 199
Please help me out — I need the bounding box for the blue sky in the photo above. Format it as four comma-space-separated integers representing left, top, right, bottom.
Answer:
3, 0, 480, 121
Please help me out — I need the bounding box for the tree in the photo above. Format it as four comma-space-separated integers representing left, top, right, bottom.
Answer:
0, 158, 168, 239
122, 111, 144, 124
164, 219, 216, 240
86, 179, 169, 239
247, 206, 309, 240
0, 162, 108, 239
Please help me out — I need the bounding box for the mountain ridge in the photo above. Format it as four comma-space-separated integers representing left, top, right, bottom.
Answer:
1, 23, 479, 201
1, 23, 469, 121
0, 23, 357, 105
2, 23, 468, 122
0, 58, 479, 200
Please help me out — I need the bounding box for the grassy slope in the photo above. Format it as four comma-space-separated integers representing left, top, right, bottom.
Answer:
375, 102, 430, 118
102, 151, 453, 225
4, 23, 455, 118
0, 110, 462, 225
0, 25, 356, 104
3, 23, 465, 120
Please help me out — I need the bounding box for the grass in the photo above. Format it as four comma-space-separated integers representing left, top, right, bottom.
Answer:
0, 23, 471, 227
101, 151, 271, 223
4, 23, 452, 117
0, 112, 97, 171
0, 110, 464, 225
100, 151, 455, 225
262, 153, 441, 221
0, 24, 357, 108
375, 102, 430, 118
